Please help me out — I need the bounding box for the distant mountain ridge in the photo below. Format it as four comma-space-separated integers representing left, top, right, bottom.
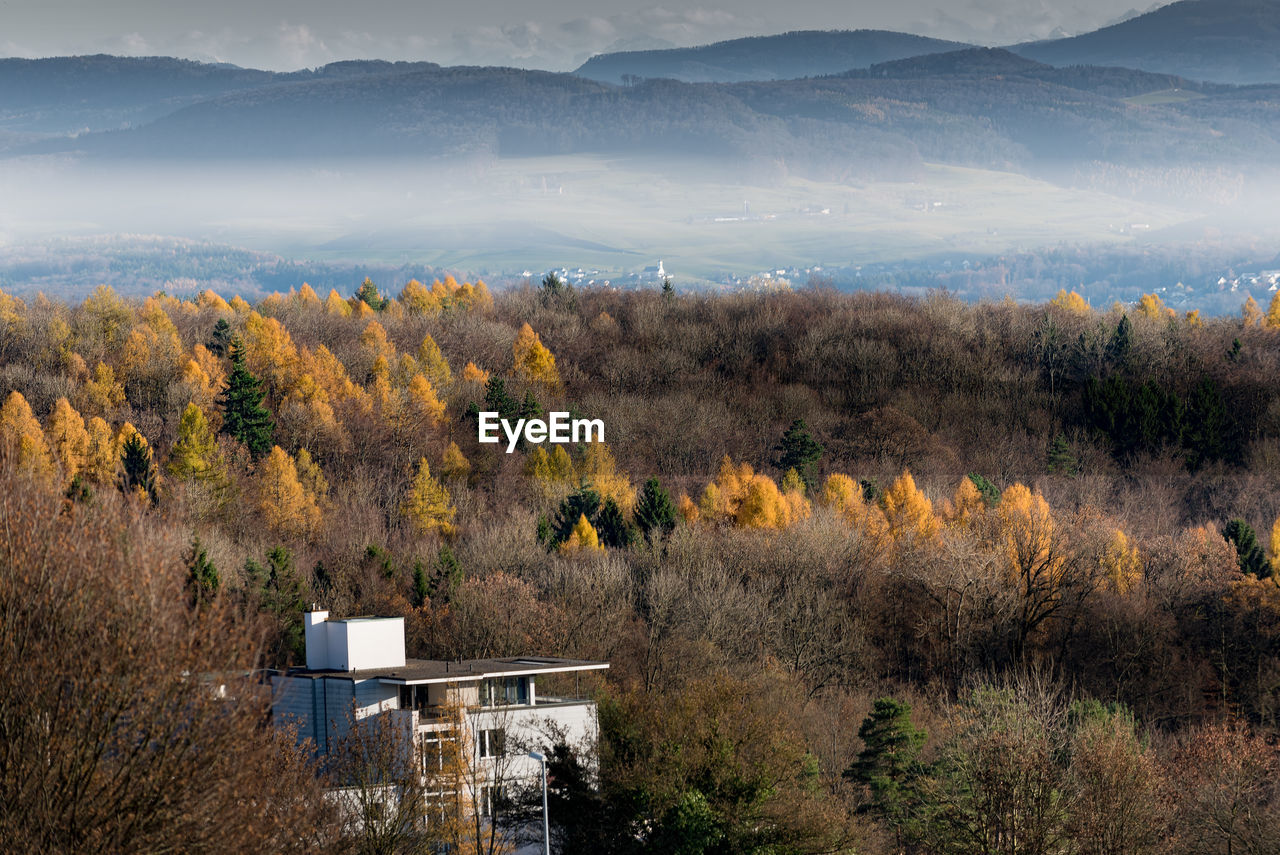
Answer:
1011, 0, 1280, 84
573, 30, 973, 84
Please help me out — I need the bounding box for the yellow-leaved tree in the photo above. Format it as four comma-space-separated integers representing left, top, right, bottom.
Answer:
1267, 292, 1280, 329
80, 361, 126, 417
997, 483, 1074, 660
1050, 289, 1090, 314
417, 335, 453, 391
512, 323, 561, 391
45, 397, 89, 485
168, 403, 222, 482
560, 514, 604, 554
880, 470, 939, 542
324, 289, 352, 317
82, 417, 117, 485
401, 458, 456, 537
440, 442, 470, 482
579, 443, 634, 513
257, 446, 321, 539
1136, 293, 1173, 320
1, 391, 57, 484
461, 361, 490, 384
1099, 528, 1142, 594
945, 476, 988, 530
1243, 295, 1263, 327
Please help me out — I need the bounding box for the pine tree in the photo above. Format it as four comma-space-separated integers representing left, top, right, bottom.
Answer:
259, 546, 308, 662
1106, 315, 1133, 370
634, 477, 677, 541
185, 537, 220, 609
595, 498, 635, 549
118, 428, 158, 504
967, 473, 1001, 507
843, 698, 926, 847
411, 562, 431, 608
774, 418, 823, 492
1046, 434, 1078, 475
482, 376, 520, 421
218, 339, 274, 458
1223, 519, 1269, 578
355, 277, 388, 311
436, 544, 462, 600
207, 318, 233, 357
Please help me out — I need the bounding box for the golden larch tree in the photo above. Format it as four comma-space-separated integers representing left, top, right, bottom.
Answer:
45, 397, 89, 484
82, 417, 117, 485
1, 391, 57, 483
560, 513, 604, 554
1050, 289, 1091, 314
881, 470, 939, 541
417, 335, 453, 390
512, 323, 561, 391
1243, 295, 1263, 327
401, 457, 457, 537
257, 446, 321, 539
441, 441, 470, 482
168, 403, 221, 481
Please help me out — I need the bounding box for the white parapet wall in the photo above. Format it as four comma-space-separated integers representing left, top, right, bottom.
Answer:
304, 611, 406, 672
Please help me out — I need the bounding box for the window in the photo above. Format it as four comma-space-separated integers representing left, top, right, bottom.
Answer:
477, 727, 506, 759
479, 677, 529, 707
479, 785, 506, 817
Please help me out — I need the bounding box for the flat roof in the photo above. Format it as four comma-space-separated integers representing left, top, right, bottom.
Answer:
286, 655, 609, 685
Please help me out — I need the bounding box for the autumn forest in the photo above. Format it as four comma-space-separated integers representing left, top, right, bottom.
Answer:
4, 276, 1280, 853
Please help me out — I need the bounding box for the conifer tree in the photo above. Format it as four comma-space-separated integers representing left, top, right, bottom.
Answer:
1046, 434, 1078, 475
441, 442, 471, 482
207, 318, 233, 357
417, 335, 453, 390
355, 277, 388, 311
118, 428, 158, 504
258, 446, 320, 538
218, 339, 274, 458
634, 477, 677, 541
774, 418, 823, 492
596, 498, 635, 549
185, 537, 220, 609
1223, 519, 1269, 578
843, 698, 926, 848
482, 376, 520, 421
1106, 314, 1133, 370
401, 458, 457, 537
560, 514, 603, 554
551, 487, 602, 548
411, 562, 431, 609
45, 397, 89, 484
512, 323, 562, 391
168, 402, 221, 480
0, 390, 57, 483
257, 546, 308, 662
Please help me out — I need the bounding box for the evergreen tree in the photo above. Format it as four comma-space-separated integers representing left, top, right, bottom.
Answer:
185, 537, 219, 609
1227, 337, 1244, 364
355, 277, 387, 311
1105, 314, 1132, 370
1046, 434, 1079, 475
634, 477, 677, 541
411, 561, 430, 609
966, 473, 1001, 506
1223, 519, 1270, 578
207, 318, 233, 357
1184, 377, 1229, 470
520, 389, 542, 420
551, 487, 602, 549
119, 431, 157, 504
843, 698, 926, 848
436, 544, 463, 599
253, 546, 308, 662
217, 339, 274, 459
482, 376, 520, 422
596, 498, 636, 549
774, 418, 823, 492
661, 276, 674, 297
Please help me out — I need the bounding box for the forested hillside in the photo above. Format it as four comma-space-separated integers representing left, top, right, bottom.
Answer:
3, 278, 1280, 850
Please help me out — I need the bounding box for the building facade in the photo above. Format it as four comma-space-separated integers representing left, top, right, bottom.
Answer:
272, 610, 608, 831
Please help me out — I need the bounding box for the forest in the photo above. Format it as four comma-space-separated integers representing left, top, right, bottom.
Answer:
2, 276, 1280, 852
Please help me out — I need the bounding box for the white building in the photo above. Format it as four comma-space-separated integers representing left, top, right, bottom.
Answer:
272, 610, 608, 830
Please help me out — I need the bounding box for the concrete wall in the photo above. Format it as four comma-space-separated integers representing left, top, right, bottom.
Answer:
303, 611, 405, 672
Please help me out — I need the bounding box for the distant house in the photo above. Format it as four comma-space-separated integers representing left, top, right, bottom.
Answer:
272, 611, 608, 831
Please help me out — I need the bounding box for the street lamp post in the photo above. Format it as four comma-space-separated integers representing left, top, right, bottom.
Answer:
527, 751, 550, 855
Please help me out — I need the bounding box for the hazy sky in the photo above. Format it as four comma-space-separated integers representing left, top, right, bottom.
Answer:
0, 0, 1163, 71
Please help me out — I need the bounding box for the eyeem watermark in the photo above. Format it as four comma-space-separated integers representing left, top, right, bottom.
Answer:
478, 411, 604, 453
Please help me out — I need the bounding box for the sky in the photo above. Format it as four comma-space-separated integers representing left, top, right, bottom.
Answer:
0, 0, 1163, 72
